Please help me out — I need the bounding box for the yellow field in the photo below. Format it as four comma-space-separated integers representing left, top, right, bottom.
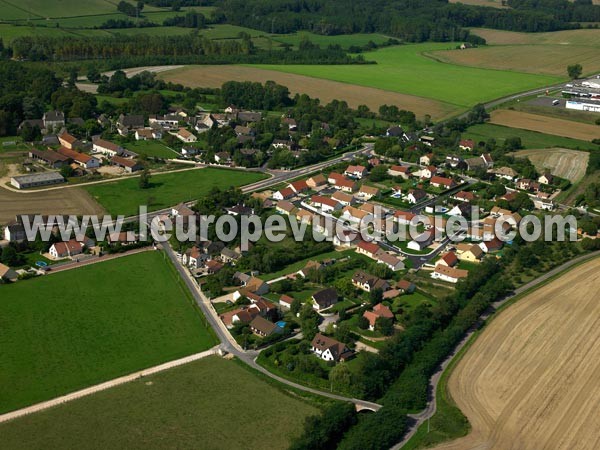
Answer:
431, 28, 600, 77
468, 28, 600, 46
0, 187, 105, 224
489, 110, 600, 141
436, 258, 600, 450
159, 65, 457, 120
514, 148, 589, 182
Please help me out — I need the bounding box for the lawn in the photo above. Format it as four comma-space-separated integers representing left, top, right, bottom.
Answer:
261, 248, 355, 281
0, 251, 216, 414
127, 140, 180, 159
0, 356, 319, 450
84, 167, 268, 216
272, 31, 393, 49
251, 43, 560, 109
463, 123, 600, 151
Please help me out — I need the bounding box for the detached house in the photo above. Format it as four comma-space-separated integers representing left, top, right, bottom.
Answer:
250, 316, 282, 338
58, 131, 80, 150
432, 265, 469, 283
49, 239, 86, 259
311, 288, 338, 312
328, 173, 357, 193
407, 189, 427, 204
459, 139, 475, 151
356, 240, 381, 259
358, 185, 379, 200
363, 303, 394, 331
351, 270, 390, 293
388, 165, 411, 180
289, 180, 309, 194
92, 139, 123, 157
344, 165, 368, 179
176, 128, 197, 143
273, 188, 295, 201
430, 176, 457, 189
311, 195, 342, 213
311, 333, 354, 362
307, 174, 327, 188
56, 147, 100, 169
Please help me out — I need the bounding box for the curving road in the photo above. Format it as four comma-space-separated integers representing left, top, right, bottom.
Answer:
161, 241, 383, 412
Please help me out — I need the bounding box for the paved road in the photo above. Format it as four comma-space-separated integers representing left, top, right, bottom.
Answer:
161, 241, 382, 411
392, 249, 600, 449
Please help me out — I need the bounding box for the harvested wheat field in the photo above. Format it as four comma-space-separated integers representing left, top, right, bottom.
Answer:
467, 28, 600, 46
160, 65, 457, 120
0, 187, 105, 224
431, 44, 600, 76
490, 110, 600, 141
514, 148, 589, 182
435, 258, 600, 450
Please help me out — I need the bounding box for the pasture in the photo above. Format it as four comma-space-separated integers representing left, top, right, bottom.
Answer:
514, 148, 589, 182
272, 31, 393, 49
463, 123, 600, 150
435, 258, 600, 450
160, 65, 457, 120
127, 140, 180, 159
0, 357, 319, 450
0, 251, 216, 414
84, 167, 267, 216
251, 44, 560, 109
489, 109, 600, 141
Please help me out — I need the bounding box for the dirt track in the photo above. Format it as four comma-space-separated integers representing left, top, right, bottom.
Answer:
435, 258, 600, 450
0, 187, 105, 224
490, 110, 600, 141
514, 148, 589, 182
160, 65, 456, 120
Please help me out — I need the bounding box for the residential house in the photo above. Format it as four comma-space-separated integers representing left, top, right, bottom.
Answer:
206, 259, 224, 274
394, 210, 416, 225
183, 246, 204, 268
341, 206, 370, 223
420, 153, 434, 166
221, 306, 260, 328
214, 151, 231, 164
117, 114, 144, 131
363, 303, 394, 331
466, 153, 494, 171
344, 165, 368, 179
311, 288, 338, 312
516, 179, 539, 191
453, 191, 476, 202
279, 294, 295, 309
307, 174, 327, 188
311, 195, 342, 213
420, 135, 435, 147
407, 189, 427, 204
479, 238, 503, 253
298, 260, 324, 278
388, 165, 411, 179
358, 185, 379, 200
172, 202, 195, 218
221, 248, 241, 264
407, 232, 434, 251
490, 167, 517, 182
250, 316, 281, 337
311, 333, 354, 362
351, 270, 390, 292
282, 117, 297, 131
459, 139, 475, 151
276, 200, 297, 216
446, 155, 464, 168
289, 180, 309, 194
328, 173, 357, 193
386, 125, 404, 137
432, 265, 469, 283
175, 128, 197, 143
376, 251, 405, 271
420, 165, 437, 180
538, 172, 554, 185
296, 209, 314, 224
272, 187, 294, 201
331, 191, 355, 206
397, 280, 416, 294
356, 240, 381, 259
430, 176, 456, 189
43, 110, 65, 131
456, 243, 484, 262
134, 128, 162, 140
92, 139, 123, 157
49, 239, 85, 259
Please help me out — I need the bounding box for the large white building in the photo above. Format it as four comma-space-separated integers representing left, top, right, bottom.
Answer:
566, 100, 600, 113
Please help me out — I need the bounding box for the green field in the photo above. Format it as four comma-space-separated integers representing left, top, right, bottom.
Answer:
251, 43, 561, 109
84, 167, 268, 216
463, 123, 600, 150
0, 356, 319, 450
0, 251, 216, 414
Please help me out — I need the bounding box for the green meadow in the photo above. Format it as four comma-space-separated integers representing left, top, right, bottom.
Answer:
85, 167, 267, 216
251, 43, 561, 108
0, 251, 216, 414
0, 357, 319, 450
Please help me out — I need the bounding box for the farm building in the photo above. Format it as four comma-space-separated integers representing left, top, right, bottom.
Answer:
11, 172, 65, 189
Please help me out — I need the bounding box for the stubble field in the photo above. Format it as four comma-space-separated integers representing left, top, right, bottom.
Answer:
514, 148, 589, 182
489, 109, 600, 141
435, 258, 600, 450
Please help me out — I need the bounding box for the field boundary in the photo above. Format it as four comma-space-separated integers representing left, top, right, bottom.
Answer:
0, 347, 218, 424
